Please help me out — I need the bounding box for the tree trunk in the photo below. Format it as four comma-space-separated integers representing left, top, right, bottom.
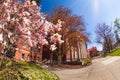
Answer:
58, 55, 62, 65
73, 48, 75, 61
0, 54, 4, 68
58, 45, 62, 65
50, 52, 53, 66
0, 58, 2, 68
70, 46, 72, 62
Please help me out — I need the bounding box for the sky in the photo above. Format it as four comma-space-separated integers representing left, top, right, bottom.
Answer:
20, 0, 120, 51
40, 0, 120, 51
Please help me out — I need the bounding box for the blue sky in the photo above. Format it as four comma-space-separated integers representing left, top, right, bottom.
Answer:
20, 0, 120, 51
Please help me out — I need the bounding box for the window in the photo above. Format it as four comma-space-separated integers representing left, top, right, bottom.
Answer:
22, 53, 25, 59
34, 56, 36, 61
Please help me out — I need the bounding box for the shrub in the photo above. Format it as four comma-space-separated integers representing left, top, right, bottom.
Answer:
83, 58, 91, 65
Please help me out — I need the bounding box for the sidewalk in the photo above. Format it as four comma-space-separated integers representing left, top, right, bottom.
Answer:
52, 65, 92, 80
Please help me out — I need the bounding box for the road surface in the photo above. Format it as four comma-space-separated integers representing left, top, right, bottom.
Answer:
52, 57, 120, 80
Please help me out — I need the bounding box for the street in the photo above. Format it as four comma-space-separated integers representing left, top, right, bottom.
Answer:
52, 57, 120, 80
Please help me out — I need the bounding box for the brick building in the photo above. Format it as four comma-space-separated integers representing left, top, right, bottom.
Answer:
15, 38, 43, 62
15, 38, 89, 62
88, 47, 97, 57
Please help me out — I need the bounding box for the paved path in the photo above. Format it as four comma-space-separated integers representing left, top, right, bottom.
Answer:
52, 57, 120, 80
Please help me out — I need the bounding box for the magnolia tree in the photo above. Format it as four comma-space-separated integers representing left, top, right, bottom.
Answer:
0, 0, 64, 55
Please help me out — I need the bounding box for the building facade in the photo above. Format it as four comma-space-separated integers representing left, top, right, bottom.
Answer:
66, 40, 88, 61
88, 47, 97, 57
15, 38, 43, 62
15, 39, 89, 62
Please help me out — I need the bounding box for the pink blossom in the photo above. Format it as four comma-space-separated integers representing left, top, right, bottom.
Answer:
22, 17, 31, 26
31, 1, 37, 5
3, 2, 8, 7
0, 0, 64, 51
0, 34, 3, 42
42, 39, 48, 45
22, 11, 30, 16
50, 33, 62, 43
50, 44, 57, 51
54, 20, 62, 31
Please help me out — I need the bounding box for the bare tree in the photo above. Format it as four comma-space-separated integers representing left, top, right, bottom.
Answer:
96, 23, 114, 54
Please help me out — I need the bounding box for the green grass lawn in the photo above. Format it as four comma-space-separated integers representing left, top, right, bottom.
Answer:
0, 60, 60, 80
106, 48, 120, 56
